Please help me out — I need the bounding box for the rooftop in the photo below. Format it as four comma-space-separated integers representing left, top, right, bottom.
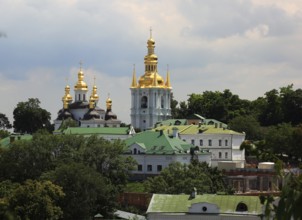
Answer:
147, 194, 263, 215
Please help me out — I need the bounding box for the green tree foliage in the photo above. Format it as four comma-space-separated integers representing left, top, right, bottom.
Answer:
144, 161, 227, 194
42, 163, 110, 220
173, 90, 252, 123
0, 133, 135, 218
0, 113, 12, 130
1, 180, 64, 220
13, 98, 51, 134
229, 115, 262, 140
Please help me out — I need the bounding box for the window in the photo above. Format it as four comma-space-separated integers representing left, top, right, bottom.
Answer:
219, 140, 222, 146
219, 152, 222, 159
208, 140, 212, 146
137, 164, 142, 171
199, 139, 203, 146
225, 152, 228, 159
157, 165, 162, 172
225, 140, 228, 146
141, 96, 148, 108
147, 165, 152, 172
161, 96, 164, 108
83, 94, 86, 101
191, 139, 195, 145
236, 202, 248, 212
133, 148, 137, 154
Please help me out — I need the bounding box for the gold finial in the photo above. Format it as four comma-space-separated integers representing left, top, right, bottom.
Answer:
165, 64, 171, 88
74, 62, 88, 91
131, 64, 137, 88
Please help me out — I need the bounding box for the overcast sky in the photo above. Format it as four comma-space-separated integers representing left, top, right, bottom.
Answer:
1, 0, 302, 125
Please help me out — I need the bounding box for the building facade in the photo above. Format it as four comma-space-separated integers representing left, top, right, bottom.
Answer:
130, 32, 172, 131
154, 118, 246, 168
124, 130, 211, 179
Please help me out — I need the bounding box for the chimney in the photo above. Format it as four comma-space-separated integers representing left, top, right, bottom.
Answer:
172, 127, 179, 138
191, 187, 197, 198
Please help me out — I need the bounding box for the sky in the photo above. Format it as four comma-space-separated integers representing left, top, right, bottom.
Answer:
1, 0, 302, 125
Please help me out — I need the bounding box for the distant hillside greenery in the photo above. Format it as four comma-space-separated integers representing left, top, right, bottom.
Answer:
171, 84, 302, 165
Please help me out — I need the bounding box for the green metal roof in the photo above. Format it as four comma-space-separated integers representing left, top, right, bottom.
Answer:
124, 130, 194, 155
154, 124, 243, 135
147, 194, 263, 215
0, 134, 32, 148
62, 127, 131, 135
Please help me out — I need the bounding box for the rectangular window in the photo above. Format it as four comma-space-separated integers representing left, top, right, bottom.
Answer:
208, 140, 212, 146
219, 140, 222, 146
225, 152, 228, 159
138, 164, 142, 171
147, 165, 152, 172
225, 140, 228, 146
199, 139, 203, 146
157, 165, 162, 172
219, 152, 222, 159
191, 139, 195, 145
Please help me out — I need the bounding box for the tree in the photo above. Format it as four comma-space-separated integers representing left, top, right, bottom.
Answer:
42, 163, 111, 220
7, 180, 64, 220
13, 98, 51, 134
144, 161, 227, 194
0, 113, 12, 130
229, 115, 262, 140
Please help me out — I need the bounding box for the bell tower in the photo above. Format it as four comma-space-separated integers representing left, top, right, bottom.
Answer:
130, 31, 172, 130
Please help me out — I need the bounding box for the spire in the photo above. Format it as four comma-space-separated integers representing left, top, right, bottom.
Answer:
90, 76, 99, 102
153, 72, 158, 87
131, 64, 137, 88
165, 64, 171, 88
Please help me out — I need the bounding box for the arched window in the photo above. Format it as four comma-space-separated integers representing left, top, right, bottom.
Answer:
133, 148, 137, 154
78, 94, 81, 101
236, 202, 248, 212
141, 96, 148, 108
161, 96, 164, 108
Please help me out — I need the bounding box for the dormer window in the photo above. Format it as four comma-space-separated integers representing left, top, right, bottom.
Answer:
236, 202, 248, 212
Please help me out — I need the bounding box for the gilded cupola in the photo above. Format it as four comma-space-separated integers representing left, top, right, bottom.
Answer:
106, 96, 112, 110
74, 67, 88, 91
137, 30, 165, 88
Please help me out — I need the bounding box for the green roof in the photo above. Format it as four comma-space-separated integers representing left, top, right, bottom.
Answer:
147, 194, 263, 215
125, 130, 194, 155
154, 124, 243, 135
62, 127, 131, 135
0, 134, 32, 148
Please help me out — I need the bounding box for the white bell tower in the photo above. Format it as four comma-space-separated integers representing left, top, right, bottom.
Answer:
130, 31, 172, 130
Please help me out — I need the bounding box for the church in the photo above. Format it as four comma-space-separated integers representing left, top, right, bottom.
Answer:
130, 31, 172, 130
54, 66, 121, 130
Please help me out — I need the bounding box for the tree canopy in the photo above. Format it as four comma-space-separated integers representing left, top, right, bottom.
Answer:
0, 133, 136, 219
144, 161, 229, 194
13, 98, 51, 134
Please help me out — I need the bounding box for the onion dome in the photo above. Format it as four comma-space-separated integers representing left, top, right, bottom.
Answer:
138, 30, 165, 88
62, 85, 73, 105
105, 96, 117, 120
83, 109, 100, 120
57, 109, 73, 120
74, 68, 88, 91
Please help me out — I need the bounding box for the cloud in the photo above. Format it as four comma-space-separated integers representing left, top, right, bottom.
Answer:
1, 0, 302, 126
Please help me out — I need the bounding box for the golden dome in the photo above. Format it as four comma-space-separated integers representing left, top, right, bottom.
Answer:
106, 96, 112, 110
90, 85, 99, 101
74, 69, 88, 91
63, 85, 73, 103
138, 72, 165, 87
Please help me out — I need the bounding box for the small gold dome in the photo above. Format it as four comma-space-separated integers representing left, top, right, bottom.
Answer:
106, 97, 112, 110
74, 69, 88, 91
